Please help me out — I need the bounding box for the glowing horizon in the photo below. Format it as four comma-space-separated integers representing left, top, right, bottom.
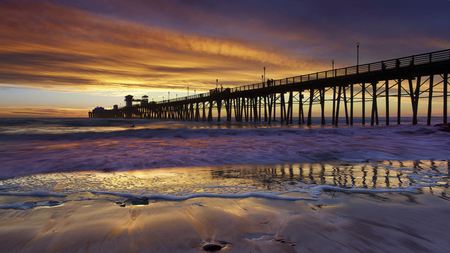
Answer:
1, 0, 449, 117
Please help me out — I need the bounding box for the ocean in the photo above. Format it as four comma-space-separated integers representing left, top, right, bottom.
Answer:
0, 118, 449, 252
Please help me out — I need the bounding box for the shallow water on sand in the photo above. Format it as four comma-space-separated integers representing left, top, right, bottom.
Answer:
0, 160, 448, 209
1, 119, 450, 179
1, 119, 450, 252
0, 161, 449, 253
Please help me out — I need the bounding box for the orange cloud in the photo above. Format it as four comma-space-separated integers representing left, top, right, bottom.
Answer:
0, 1, 324, 95
0, 106, 88, 118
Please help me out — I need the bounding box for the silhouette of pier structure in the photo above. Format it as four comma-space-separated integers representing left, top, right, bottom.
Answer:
89, 49, 450, 126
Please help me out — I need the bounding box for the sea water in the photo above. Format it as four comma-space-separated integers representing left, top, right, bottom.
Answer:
0, 118, 448, 210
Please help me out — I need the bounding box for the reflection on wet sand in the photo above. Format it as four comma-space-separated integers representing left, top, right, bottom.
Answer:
211, 160, 449, 199
0, 160, 449, 252
0, 160, 448, 202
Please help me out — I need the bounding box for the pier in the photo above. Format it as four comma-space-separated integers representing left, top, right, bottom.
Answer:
89, 49, 450, 126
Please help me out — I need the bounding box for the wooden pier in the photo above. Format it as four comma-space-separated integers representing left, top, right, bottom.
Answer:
89, 49, 450, 126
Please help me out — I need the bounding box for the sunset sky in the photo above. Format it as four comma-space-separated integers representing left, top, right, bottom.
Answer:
0, 0, 449, 117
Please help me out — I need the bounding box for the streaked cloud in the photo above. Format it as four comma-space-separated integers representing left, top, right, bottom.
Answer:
0, 107, 87, 118
0, 0, 321, 94
0, 0, 449, 116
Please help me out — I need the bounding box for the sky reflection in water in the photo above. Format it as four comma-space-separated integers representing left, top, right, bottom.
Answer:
0, 160, 448, 201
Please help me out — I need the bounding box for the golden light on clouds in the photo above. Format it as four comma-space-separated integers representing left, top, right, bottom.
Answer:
0, 1, 321, 94
0, 106, 88, 118
1, 0, 449, 117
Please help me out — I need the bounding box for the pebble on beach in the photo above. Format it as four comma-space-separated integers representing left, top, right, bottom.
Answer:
201, 241, 229, 252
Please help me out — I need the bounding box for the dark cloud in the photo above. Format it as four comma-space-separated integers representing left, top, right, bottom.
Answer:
52, 0, 450, 61
0, 72, 97, 86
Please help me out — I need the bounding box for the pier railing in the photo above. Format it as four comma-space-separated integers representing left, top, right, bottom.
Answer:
157, 49, 450, 104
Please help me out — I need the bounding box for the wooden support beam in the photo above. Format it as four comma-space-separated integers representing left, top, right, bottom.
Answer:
237, 98, 242, 122
444, 73, 448, 124
307, 89, 313, 126
202, 102, 206, 121
233, 99, 238, 121
238, 98, 242, 121
280, 93, 286, 124
350, 84, 354, 126
385, 80, 390, 126
258, 96, 262, 122
413, 77, 420, 125
343, 86, 349, 125
335, 85, 341, 126
268, 94, 272, 123
208, 101, 213, 121
226, 99, 232, 122
320, 88, 325, 125
273, 93, 277, 122
195, 103, 200, 121
362, 83, 366, 125
289, 91, 293, 124
397, 79, 401, 125
332, 85, 336, 125
217, 100, 222, 122
253, 97, 258, 122
242, 98, 246, 122
286, 93, 291, 124
371, 82, 377, 126
409, 77, 420, 125
427, 75, 434, 125
264, 94, 267, 122
249, 98, 253, 122
299, 91, 304, 125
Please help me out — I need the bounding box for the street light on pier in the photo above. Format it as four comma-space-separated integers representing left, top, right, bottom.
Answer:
263, 66, 266, 83
356, 42, 360, 72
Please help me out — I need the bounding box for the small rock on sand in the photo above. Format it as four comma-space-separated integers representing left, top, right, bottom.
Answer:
201, 241, 229, 252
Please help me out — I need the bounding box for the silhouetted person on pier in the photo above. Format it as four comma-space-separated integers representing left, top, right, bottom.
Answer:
396, 59, 400, 68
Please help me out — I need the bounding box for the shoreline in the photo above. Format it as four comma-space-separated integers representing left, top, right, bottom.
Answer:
0, 160, 448, 252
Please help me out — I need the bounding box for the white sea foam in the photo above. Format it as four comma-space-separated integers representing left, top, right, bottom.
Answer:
0, 163, 445, 208
91, 190, 317, 202
0, 191, 66, 198
307, 185, 422, 198
91, 183, 429, 202
0, 183, 438, 209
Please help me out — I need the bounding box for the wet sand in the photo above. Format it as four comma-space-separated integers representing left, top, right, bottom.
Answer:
0, 192, 449, 253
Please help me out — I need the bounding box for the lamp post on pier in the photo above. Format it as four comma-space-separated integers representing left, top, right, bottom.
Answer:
263, 66, 266, 83
332, 59, 335, 77
356, 42, 360, 73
